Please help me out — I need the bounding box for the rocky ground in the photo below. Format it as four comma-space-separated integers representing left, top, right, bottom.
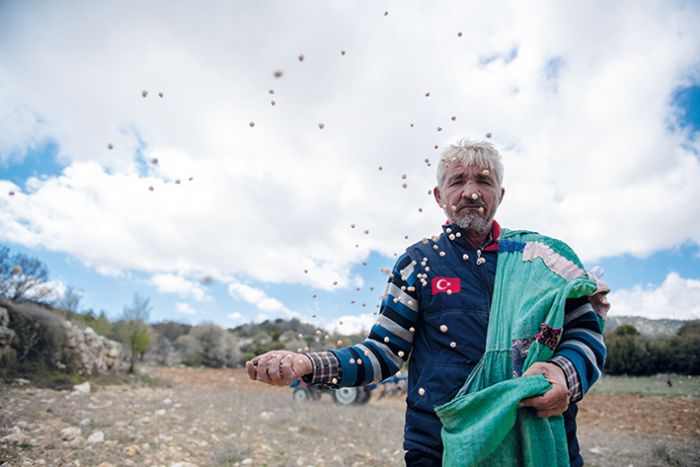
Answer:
1, 366, 698, 466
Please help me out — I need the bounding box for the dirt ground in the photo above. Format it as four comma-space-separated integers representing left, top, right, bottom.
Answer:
1, 367, 698, 466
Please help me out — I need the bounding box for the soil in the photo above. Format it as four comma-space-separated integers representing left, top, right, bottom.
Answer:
1, 367, 698, 466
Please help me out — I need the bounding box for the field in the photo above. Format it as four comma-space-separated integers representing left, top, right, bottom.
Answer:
1, 368, 698, 466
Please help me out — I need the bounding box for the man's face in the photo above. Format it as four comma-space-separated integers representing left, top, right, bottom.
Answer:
434, 162, 505, 233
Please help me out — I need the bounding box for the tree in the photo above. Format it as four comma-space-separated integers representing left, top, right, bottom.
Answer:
0, 246, 49, 301
55, 285, 83, 313
117, 294, 152, 373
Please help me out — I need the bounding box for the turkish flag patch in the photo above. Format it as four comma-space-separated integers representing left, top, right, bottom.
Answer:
431, 277, 461, 295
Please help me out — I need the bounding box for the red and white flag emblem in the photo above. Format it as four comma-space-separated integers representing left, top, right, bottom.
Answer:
431, 277, 461, 295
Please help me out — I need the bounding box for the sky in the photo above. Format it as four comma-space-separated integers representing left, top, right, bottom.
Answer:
1, 0, 699, 334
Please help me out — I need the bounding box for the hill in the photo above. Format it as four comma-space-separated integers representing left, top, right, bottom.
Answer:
605, 315, 690, 338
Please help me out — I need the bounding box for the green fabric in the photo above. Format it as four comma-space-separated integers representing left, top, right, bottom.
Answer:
435, 229, 597, 467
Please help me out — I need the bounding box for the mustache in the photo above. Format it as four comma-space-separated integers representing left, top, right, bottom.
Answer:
454, 200, 485, 211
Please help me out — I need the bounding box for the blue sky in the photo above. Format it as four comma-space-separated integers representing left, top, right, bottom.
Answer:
1, 1, 700, 331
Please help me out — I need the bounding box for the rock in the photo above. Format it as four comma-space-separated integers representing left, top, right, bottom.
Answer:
86, 431, 104, 444
96, 463, 116, 467
162, 398, 172, 405
60, 426, 82, 441
589, 446, 604, 455
15, 378, 30, 385
1, 426, 30, 444
73, 382, 91, 394
260, 411, 274, 420
170, 463, 199, 467
241, 459, 253, 465
79, 418, 92, 427
123, 444, 140, 456
155, 409, 166, 416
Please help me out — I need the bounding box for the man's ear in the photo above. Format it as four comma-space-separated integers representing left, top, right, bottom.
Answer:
433, 186, 443, 207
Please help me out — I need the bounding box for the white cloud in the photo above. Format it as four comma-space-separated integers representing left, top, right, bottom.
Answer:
227, 311, 243, 322
228, 282, 298, 321
175, 302, 197, 316
0, 0, 699, 296
608, 272, 700, 320
150, 274, 207, 302
325, 313, 375, 336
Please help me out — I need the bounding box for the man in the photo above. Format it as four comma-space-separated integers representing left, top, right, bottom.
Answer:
246, 140, 609, 466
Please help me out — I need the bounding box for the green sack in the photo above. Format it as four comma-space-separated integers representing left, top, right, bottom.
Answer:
435, 230, 598, 467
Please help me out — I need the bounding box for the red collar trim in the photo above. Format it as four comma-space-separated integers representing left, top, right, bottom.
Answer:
483, 220, 500, 251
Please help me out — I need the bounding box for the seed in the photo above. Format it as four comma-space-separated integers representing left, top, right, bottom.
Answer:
425, 92, 430, 97
451, 116, 457, 121
457, 32, 463, 37
249, 122, 255, 127
273, 70, 283, 78
298, 54, 305, 61
158, 92, 164, 98
450, 341, 456, 348
398, 351, 405, 357
107, 143, 113, 150
384, 336, 390, 343
439, 251, 446, 257
462, 254, 469, 260
340, 50, 346, 55
142, 90, 148, 97
440, 324, 448, 333
318, 123, 325, 129
486, 132, 492, 138
151, 158, 159, 165
418, 387, 426, 396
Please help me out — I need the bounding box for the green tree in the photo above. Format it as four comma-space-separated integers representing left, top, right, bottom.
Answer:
117, 294, 152, 373
604, 325, 654, 375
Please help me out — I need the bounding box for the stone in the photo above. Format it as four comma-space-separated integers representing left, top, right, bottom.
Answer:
60, 426, 82, 441
171, 463, 199, 467
123, 444, 141, 456
86, 431, 105, 444
73, 382, 91, 394
241, 459, 253, 465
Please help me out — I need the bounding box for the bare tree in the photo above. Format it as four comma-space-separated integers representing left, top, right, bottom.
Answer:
55, 285, 83, 313
0, 246, 49, 301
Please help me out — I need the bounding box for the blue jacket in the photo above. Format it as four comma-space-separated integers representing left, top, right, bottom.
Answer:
330, 222, 605, 464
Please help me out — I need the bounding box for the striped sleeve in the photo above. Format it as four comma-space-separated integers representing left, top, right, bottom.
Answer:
329, 252, 420, 386
552, 296, 607, 402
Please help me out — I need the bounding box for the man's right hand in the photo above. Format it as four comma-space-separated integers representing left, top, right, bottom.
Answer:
245, 350, 313, 387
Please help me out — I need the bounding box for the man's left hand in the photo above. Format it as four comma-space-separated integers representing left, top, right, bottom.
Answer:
519, 362, 570, 417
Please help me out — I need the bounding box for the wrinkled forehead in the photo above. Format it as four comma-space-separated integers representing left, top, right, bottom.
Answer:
442, 161, 491, 180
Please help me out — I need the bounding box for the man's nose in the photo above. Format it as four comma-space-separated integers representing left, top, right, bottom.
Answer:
461, 185, 479, 200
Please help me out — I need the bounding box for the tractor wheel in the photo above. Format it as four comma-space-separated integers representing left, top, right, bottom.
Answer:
293, 387, 311, 402
357, 387, 371, 404
333, 387, 359, 405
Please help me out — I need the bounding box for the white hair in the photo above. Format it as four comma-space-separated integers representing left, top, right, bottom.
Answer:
436, 139, 504, 189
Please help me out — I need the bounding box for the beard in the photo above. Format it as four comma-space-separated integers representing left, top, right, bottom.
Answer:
451, 209, 492, 234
